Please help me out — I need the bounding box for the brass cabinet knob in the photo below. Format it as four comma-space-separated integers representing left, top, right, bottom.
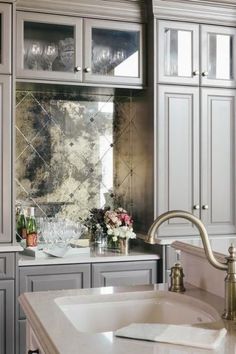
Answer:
202, 205, 209, 210
84, 67, 91, 73
202, 71, 208, 77
193, 70, 199, 76
74, 66, 81, 72
193, 204, 200, 210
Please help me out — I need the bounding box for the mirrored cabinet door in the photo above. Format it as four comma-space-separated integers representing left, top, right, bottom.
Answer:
16, 12, 82, 82
201, 25, 236, 87
0, 4, 11, 74
84, 19, 144, 86
158, 20, 199, 85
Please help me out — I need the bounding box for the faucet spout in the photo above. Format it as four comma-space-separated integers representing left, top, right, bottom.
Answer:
147, 210, 227, 271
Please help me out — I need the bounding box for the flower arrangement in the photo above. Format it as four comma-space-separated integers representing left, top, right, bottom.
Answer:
84, 207, 136, 250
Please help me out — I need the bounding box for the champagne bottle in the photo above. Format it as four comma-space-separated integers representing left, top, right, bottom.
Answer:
26, 207, 38, 247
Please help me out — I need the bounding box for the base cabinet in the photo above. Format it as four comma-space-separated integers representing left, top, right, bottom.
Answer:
0, 280, 14, 354
92, 261, 157, 287
26, 322, 46, 354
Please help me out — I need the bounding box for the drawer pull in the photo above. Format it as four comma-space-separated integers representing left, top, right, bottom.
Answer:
28, 350, 39, 354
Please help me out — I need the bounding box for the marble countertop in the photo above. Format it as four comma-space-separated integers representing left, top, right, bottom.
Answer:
19, 283, 236, 354
0, 243, 23, 252
18, 247, 160, 266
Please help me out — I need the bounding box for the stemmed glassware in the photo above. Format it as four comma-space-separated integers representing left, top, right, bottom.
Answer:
43, 43, 58, 70
26, 41, 44, 70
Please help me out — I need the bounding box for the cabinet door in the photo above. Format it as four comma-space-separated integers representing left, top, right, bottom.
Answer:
156, 85, 200, 237
201, 88, 236, 235
158, 20, 199, 85
0, 280, 14, 354
19, 264, 90, 319
0, 4, 11, 74
92, 261, 157, 287
0, 76, 11, 243
16, 11, 82, 82
84, 19, 144, 86
201, 25, 236, 87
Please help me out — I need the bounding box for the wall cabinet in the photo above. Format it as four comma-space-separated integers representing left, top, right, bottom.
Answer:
16, 11, 144, 86
0, 4, 11, 74
0, 75, 11, 243
156, 85, 236, 237
158, 20, 236, 87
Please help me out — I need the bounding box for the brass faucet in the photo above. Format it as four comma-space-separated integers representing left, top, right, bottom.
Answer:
146, 210, 236, 320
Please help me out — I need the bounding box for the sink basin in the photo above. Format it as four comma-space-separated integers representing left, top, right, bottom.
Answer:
55, 290, 222, 333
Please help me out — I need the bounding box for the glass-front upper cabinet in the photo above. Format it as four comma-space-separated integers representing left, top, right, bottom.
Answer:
0, 4, 11, 74
84, 19, 144, 86
158, 20, 199, 85
16, 12, 82, 82
201, 25, 236, 87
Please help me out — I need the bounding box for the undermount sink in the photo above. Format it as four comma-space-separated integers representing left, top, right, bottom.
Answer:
54, 290, 222, 333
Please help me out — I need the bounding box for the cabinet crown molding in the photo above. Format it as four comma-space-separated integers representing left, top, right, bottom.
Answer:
153, 0, 236, 25
16, 0, 147, 22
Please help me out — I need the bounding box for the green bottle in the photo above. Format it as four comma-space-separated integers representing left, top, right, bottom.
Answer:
16, 207, 27, 242
26, 207, 38, 247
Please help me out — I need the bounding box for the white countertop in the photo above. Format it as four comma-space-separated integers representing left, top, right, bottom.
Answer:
18, 247, 160, 266
0, 243, 23, 252
19, 283, 236, 354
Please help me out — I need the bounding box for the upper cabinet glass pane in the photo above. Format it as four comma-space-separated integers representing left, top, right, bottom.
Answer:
164, 28, 192, 77
91, 28, 140, 77
24, 21, 75, 73
208, 33, 233, 80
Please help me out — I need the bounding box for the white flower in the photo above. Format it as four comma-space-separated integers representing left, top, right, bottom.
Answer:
112, 236, 118, 242
113, 228, 120, 237
107, 228, 113, 235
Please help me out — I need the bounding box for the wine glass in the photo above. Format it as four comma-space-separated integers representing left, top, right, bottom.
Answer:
26, 41, 43, 70
43, 43, 58, 71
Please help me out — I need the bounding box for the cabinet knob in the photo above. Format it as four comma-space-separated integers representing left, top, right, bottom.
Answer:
193, 205, 200, 210
193, 70, 199, 76
28, 350, 39, 354
202, 71, 208, 77
84, 67, 91, 73
202, 205, 209, 210
74, 66, 81, 72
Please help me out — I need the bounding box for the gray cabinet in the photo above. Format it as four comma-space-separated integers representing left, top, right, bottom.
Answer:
156, 85, 236, 237
158, 20, 236, 88
92, 260, 157, 287
0, 253, 15, 354
0, 4, 11, 74
0, 75, 11, 243
17, 263, 90, 354
16, 11, 144, 87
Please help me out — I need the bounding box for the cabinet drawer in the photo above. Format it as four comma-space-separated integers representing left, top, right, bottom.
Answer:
92, 260, 157, 288
0, 253, 14, 279
19, 263, 90, 319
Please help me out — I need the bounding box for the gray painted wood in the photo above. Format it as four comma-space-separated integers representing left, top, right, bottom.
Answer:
16, 12, 83, 82
18, 320, 26, 354
156, 85, 200, 236
0, 4, 11, 74
201, 88, 236, 235
0, 280, 14, 354
201, 25, 236, 88
0, 253, 14, 279
157, 20, 199, 86
19, 263, 90, 319
92, 261, 157, 287
0, 75, 11, 243
16, 0, 146, 23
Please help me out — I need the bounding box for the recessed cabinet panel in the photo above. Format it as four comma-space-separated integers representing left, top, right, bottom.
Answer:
16, 11, 83, 82
201, 25, 236, 87
156, 85, 200, 236
0, 281, 14, 354
0, 76, 11, 243
158, 21, 199, 85
201, 88, 236, 234
84, 19, 144, 85
0, 4, 11, 74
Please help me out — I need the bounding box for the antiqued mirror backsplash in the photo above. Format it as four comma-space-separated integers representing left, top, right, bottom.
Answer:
15, 86, 152, 231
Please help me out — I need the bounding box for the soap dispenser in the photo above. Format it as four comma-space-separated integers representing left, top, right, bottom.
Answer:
169, 250, 186, 293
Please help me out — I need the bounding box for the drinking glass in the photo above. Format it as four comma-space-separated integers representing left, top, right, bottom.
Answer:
26, 41, 43, 70
43, 43, 58, 71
